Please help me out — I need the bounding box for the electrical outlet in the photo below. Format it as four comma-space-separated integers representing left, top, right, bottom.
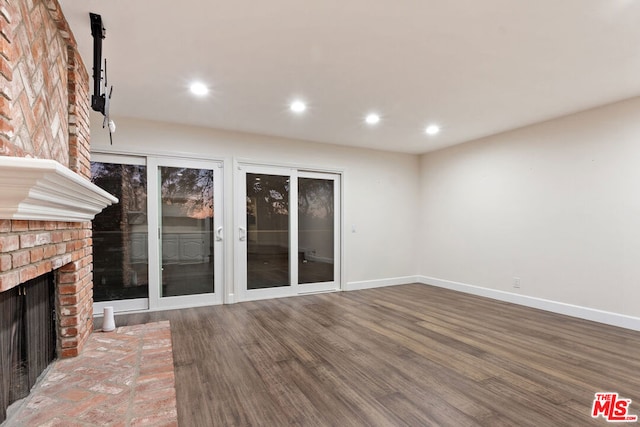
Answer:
513, 277, 521, 289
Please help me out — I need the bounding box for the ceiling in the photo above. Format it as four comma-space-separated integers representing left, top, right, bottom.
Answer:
58, 0, 640, 154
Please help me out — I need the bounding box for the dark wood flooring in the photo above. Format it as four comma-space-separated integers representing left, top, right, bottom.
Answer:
106, 284, 640, 426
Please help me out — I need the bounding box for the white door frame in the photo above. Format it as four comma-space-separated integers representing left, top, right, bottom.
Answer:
234, 162, 342, 302
235, 164, 296, 302
91, 152, 344, 313
147, 156, 224, 310
297, 170, 341, 295
91, 153, 149, 314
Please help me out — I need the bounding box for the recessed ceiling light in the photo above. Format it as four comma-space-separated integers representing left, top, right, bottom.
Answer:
189, 82, 209, 96
365, 113, 380, 125
290, 100, 307, 114
425, 124, 440, 135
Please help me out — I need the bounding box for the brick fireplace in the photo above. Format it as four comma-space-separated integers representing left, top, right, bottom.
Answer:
0, 0, 110, 359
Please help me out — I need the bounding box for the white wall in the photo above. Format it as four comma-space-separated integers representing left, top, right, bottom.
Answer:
418, 97, 640, 320
91, 115, 420, 289
93, 97, 640, 327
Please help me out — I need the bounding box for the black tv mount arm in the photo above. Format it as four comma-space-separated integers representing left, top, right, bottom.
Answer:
89, 12, 115, 144
90, 13, 106, 114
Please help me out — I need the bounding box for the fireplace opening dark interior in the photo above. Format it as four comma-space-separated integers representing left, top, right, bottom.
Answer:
0, 273, 56, 423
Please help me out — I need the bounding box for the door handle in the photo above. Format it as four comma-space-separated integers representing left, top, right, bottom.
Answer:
215, 226, 223, 241
239, 226, 246, 241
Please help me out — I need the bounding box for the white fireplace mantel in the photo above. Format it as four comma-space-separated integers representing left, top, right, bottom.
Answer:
0, 157, 118, 222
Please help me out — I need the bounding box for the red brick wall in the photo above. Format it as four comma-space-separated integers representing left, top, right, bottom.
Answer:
0, 0, 94, 357
67, 48, 91, 179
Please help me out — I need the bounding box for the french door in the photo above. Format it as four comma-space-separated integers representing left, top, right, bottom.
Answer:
92, 155, 223, 313
92, 154, 340, 312
148, 158, 224, 309
236, 164, 340, 301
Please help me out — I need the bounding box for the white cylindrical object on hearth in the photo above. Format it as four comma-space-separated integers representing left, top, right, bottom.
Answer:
102, 306, 116, 332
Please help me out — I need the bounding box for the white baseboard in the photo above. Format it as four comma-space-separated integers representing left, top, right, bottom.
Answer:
345, 276, 420, 292
417, 275, 640, 332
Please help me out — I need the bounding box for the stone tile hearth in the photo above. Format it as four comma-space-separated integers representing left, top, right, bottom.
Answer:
3, 321, 177, 427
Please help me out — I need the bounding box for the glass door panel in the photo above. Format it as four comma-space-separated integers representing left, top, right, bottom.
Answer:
91, 156, 149, 313
298, 177, 335, 284
237, 165, 340, 302
246, 173, 290, 289
159, 166, 215, 297
91, 155, 223, 313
